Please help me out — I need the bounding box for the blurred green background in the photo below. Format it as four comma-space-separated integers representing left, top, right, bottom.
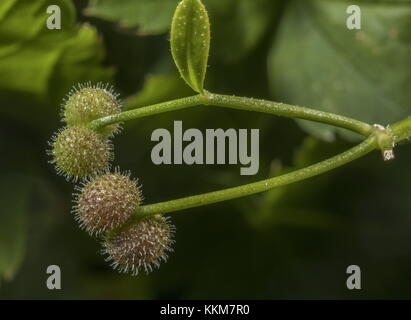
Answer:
1, 0, 411, 299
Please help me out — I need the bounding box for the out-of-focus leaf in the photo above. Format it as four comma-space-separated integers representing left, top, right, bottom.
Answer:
269, 0, 411, 141
85, 0, 279, 62
209, 0, 280, 62
0, 0, 111, 105
49, 24, 113, 102
0, 0, 17, 21
0, 0, 55, 51
85, 0, 179, 35
0, 175, 29, 283
125, 73, 193, 109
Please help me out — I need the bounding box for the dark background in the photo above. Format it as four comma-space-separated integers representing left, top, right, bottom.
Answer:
1, 0, 411, 299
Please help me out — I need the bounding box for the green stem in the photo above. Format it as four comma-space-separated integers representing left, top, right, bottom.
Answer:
88, 95, 203, 131
204, 93, 373, 137
89, 92, 373, 137
390, 117, 411, 143
135, 136, 377, 218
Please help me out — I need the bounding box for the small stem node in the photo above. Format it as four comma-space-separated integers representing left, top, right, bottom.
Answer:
373, 124, 395, 161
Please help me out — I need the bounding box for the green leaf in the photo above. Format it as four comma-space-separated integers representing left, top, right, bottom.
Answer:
0, 0, 17, 21
269, 0, 411, 141
0, 0, 52, 50
209, 0, 280, 62
0, 0, 112, 104
0, 175, 29, 283
170, 0, 210, 94
48, 24, 113, 103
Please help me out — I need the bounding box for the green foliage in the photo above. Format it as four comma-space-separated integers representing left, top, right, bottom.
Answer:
0, 175, 29, 284
85, 0, 178, 35
171, 0, 210, 94
86, 0, 279, 62
0, 0, 112, 105
209, 0, 280, 62
269, 0, 411, 141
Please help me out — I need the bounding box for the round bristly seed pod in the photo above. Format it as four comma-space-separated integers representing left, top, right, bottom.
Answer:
49, 126, 113, 181
102, 215, 175, 275
73, 170, 143, 235
63, 82, 122, 137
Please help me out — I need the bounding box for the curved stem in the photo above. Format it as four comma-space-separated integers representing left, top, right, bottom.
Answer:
205, 93, 373, 137
88, 95, 203, 131
135, 135, 377, 218
89, 92, 373, 137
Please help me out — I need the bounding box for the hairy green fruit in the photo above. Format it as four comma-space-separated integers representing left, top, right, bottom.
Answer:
74, 171, 142, 235
102, 215, 175, 275
49, 126, 113, 181
63, 83, 122, 136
